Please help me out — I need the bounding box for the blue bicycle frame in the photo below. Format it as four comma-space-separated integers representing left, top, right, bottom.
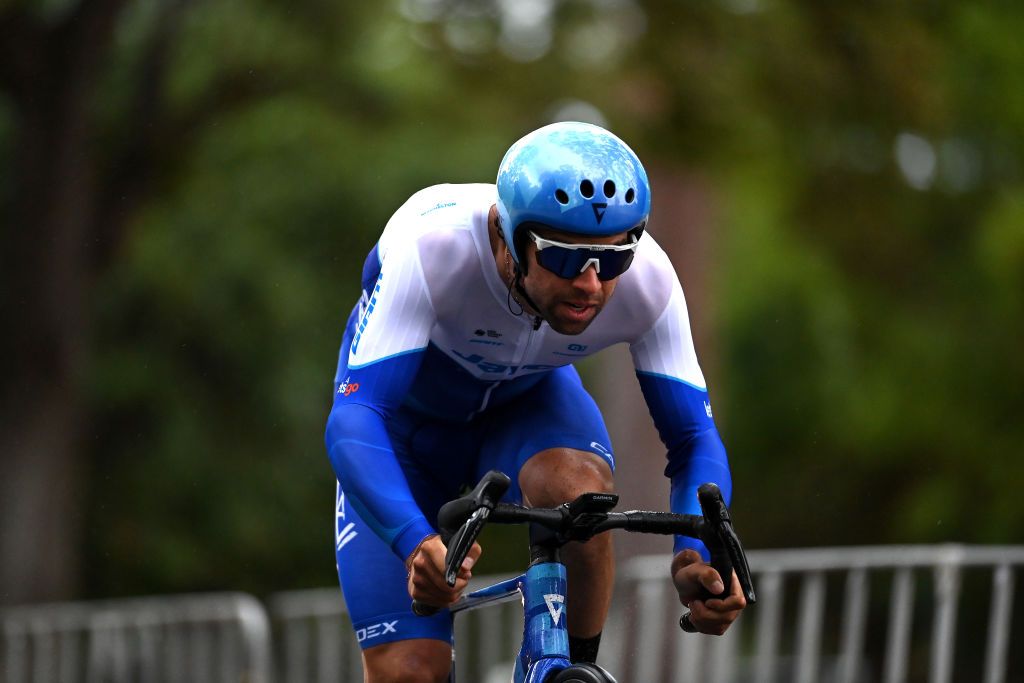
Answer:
449, 561, 571, 683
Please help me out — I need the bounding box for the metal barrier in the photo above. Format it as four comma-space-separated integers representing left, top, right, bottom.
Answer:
0, 592, 271, 683
2, 546, 1020, 682
266, 588, 360, 683
607, 545, 1023, 683
267, 577, 523, 683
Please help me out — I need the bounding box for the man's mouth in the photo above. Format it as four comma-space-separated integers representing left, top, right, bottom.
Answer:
562, 301, 598, 319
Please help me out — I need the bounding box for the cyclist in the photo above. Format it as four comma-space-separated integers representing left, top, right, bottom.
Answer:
325, 121, 747, 682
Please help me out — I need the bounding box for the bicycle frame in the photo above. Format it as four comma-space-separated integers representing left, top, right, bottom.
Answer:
449, 560, 572, 683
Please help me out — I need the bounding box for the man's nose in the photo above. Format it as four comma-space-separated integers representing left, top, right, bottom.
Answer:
572, 262, 602, 293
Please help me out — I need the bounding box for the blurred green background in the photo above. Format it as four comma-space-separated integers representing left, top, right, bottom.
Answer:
1, 0, 1021, 606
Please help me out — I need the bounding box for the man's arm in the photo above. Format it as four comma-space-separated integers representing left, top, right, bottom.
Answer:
630, 268, 732, 558
635, 371, 732, 558
325, 354, 435, 561
628, 261, 743, 634
327, 355, 484, 607
323, 238, 437, 563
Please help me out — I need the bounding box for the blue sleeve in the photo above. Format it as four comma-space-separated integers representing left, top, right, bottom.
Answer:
636, 371, 732, 560
324, 349, 436, 562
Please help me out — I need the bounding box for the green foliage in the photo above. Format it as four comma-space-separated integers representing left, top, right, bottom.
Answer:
83, 0, 526, 594
52, 0, 1023, 596
699, 1, 1024, 549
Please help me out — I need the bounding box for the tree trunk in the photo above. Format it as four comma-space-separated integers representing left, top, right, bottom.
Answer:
0, 91, 92, 606
0, 0, 123, 605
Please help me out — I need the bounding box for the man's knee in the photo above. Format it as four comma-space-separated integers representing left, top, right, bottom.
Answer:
363, 639, 451, 683
519, 448, 614, 508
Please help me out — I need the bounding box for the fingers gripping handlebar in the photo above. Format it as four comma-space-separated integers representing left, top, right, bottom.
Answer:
410, 471, 511, 617
439, 471, 511, 581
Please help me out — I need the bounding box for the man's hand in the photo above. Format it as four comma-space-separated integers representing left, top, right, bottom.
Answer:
671, 549, 747, 636
405, 534, 482, 608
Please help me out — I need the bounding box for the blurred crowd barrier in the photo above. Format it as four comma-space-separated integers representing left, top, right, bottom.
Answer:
2, 545, 1021, 683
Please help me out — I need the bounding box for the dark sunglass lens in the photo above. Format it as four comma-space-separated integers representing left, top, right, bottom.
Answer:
596, 250, 635, 280
536, 246, 581, 278
536, 244, 636, 280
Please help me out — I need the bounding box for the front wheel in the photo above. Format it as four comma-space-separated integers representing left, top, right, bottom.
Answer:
548, 663, 618, 683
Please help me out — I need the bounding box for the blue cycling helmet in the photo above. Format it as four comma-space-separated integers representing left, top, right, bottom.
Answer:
496, 121, 652, 268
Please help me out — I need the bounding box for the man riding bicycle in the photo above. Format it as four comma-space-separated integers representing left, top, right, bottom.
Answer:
325, 122, 747, 682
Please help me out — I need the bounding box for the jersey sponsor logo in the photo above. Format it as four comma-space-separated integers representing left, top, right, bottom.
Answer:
553, 342, 589, 358
451, 350, 555, 375
337, 378, 360, 397
704, 401, 713, 418
356, 620, 398, 642
335, 488, 358, 552
470, 329, 504, 346
543, 594, 565, 626
420, 201, 456, 216
336, 523, 357, 552
591, 202, 608, 224
351, 272, 383, 356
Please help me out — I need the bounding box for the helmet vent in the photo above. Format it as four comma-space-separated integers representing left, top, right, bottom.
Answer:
603, 180, 616, 198
579, 179, 594, 199
625, 188, 636, 203
555, 188, 570, 205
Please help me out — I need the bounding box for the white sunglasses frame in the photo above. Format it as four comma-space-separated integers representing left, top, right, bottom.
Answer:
527, 231, 639, 276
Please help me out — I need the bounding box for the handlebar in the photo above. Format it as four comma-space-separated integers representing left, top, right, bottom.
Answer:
411, 470, 757, 630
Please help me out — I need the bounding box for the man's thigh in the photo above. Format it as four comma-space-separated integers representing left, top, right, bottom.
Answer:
334, 480, 453, 650
333, 409, 481, 651
476, 364, 615, 504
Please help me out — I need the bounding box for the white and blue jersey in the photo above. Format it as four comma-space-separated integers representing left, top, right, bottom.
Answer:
325, 183, 731, 568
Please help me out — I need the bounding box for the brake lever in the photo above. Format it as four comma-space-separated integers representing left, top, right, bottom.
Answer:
697, 483, 735, 600
679, 483, 756, 633
439, 471, 512, 586
412, 471, 511, 618
721, 518, 757, 605
443, 506, 489, 586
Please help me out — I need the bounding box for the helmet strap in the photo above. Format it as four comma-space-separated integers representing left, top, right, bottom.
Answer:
504, 249, 543, 326
504, 249, 525, 316
506, 281, 524, 317
505, 273, 524, 318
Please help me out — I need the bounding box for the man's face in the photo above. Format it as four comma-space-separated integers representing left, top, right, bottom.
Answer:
519, 227, 631, 335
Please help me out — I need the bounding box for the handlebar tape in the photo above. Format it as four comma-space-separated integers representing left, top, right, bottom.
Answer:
621, 511, 703, 536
